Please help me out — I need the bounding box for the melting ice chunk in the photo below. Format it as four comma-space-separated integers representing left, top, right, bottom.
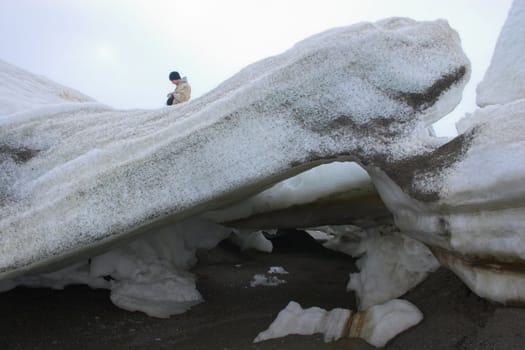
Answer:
254, 299, 423, 347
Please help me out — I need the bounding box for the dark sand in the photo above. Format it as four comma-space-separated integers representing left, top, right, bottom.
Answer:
2, 231, 525, 350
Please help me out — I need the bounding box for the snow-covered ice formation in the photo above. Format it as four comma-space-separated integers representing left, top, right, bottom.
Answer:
1, 1, 525, 344
427, 0, 525, 304
254, 301, 351, 343
0, 17, 469, 281
254, 299, 423, 348
322, 225, 439, 310
0, 217, 231, 318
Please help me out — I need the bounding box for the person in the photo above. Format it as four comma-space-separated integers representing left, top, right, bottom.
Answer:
166, 71, 191, 105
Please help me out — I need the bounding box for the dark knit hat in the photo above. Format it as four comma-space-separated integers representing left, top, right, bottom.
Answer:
169, 71, 181, 81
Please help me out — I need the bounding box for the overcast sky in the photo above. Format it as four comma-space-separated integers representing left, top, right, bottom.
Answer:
0, 0, 513, 136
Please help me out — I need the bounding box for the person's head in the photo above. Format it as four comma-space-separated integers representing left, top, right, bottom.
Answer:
169, 71, 181, 84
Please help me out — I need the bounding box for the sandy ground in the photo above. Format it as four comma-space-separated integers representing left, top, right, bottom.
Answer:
2, 230, 525, 350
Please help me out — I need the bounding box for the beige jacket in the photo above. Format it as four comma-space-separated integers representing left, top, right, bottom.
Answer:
171, 77, 191, 104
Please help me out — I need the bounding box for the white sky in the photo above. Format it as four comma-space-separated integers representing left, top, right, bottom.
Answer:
0, 0, 513, 136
